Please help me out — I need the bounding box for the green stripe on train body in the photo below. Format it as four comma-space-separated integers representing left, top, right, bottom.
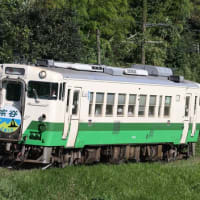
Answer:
21, 121, 200, 148
22, 121, 67, 146
74, 123, 200, 148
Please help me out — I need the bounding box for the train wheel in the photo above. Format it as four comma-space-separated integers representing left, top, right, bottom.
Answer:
166, 147, 177, 162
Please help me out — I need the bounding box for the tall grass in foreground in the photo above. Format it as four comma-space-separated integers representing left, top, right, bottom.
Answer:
1, 140, 200, 200
0, 159, 200, 200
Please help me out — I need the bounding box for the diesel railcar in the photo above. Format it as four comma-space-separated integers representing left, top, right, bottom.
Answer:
0, 60, 199, 166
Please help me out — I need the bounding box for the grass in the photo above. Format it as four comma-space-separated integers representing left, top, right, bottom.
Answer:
1, 143, 200, 200
1, 160, 200, 200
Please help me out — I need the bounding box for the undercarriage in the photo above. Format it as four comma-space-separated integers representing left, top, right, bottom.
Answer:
0, 141, 195, 168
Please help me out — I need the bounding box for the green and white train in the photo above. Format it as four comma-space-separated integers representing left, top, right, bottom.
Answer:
0, 60, 199, 166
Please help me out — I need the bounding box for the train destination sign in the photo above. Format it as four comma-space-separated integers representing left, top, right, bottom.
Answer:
0, 106, 21, 133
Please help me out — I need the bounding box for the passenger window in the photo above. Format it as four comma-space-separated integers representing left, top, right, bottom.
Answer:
128, 94, 136, 116
194, 96, 197, 114
89, 92, 94, 116
62, 83, 66, 101
164, 96, 172, 117
95, 93, 104, 116
59, 83, 62, 100
138, 95, 147, 116
66, 89, 71, 112
72, 90, 80, 115
158, 96, 162, 117
117, 94, 126, 116
149, 95, 156, 117
106, 93, 115, 116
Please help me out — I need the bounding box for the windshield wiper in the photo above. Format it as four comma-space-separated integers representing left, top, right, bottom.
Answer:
33, 88, 40, 103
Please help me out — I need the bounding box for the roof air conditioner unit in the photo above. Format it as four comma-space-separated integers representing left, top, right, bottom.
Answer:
132, 64, 173, 77
124, 68, 148, 76
104, 67, 124, 76
54, 62, 104, 72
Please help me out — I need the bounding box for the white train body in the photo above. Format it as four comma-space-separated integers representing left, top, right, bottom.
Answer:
0, 61, 199, 165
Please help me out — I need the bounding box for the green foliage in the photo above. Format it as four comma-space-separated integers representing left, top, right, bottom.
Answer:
25, 7, 82, 62
70, 0, 135, 65
0, 0, 82, 63
0, 0, 200, 81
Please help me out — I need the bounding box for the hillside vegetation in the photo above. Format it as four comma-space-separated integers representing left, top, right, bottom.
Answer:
0, 0, 200, 81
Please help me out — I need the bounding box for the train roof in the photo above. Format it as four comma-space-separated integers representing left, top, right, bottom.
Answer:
2, 63, 200, 89
47, 66, 200, 89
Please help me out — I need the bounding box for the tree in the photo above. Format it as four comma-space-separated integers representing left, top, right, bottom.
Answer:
64, 0, 134, 65
0, 0, 82, 63
25, 7, 82, 62
127, 0, 192, 66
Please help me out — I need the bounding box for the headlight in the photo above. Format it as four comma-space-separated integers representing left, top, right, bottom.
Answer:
39, 71, 46, 79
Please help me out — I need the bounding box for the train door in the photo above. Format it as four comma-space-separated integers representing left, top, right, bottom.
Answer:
63, 87, 81, 147
0, 79, 25, 140
180, 93, 192, 143
62, 87, 72, 139
191, 95, 198, 137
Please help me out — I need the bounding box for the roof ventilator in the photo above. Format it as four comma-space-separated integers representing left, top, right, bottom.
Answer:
104, 66, 148, 76
168, 75, 184, 83
104, 66, 124, 76
37, 59, 104, 72
132, 64, 173, 77
36, 59, 54, 67
124, 68, 148, 76
53, 62, 104, 72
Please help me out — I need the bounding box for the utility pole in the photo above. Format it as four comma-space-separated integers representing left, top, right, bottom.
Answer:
96, 29, 101, 65
141, 0, 147, 64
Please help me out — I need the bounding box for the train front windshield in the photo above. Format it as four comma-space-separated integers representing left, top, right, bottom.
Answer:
6, 82, 21, 101
28, 81, 58, 100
